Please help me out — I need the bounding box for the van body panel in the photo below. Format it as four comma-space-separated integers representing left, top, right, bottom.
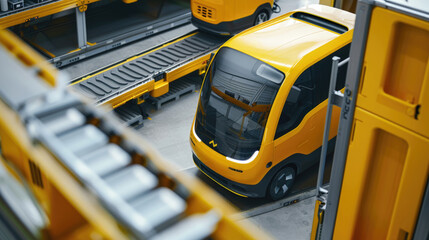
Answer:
273, 101, 341, 166
222, 9, 354, 75
190, 5, 355, 197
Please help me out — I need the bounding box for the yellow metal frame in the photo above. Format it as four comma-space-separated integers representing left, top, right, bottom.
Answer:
0, 30, 57, 86
0, 100, 130, 239
0, 0, 101, 29
310, 199, 324, 240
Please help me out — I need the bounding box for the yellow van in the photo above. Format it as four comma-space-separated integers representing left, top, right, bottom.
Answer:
190, 5, 355, 200
191, 0, 275, 35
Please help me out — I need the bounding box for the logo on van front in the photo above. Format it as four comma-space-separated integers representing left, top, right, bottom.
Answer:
209, 140, 217, 148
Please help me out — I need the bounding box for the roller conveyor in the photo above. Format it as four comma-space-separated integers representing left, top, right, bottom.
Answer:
0, 29, 271, 239
36, 108, 190, 238
0, 86, 217, 239
70, 32, 226, 106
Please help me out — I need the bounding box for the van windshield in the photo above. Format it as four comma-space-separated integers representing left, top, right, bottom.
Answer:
195, 47, 284, 160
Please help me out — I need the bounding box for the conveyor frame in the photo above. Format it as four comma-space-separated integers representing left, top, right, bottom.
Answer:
1, 0, 192, 67
70, 31, 226, 108
51, 10, 192, 67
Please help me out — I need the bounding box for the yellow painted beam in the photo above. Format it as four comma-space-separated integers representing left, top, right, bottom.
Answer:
0, 30, 57, 86
0, 0, 101, 29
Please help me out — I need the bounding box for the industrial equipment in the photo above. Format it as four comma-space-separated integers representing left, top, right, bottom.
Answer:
1, 0, 191, 67
69, 32, 226, 108
0, 29, 271, 240
191, 0, 277, 35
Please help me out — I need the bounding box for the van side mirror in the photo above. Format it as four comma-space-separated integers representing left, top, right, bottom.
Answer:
286, 86, 301, 104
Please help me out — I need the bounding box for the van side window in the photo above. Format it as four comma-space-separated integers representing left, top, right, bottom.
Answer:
312, 44, 350, 105
274, 68, 314, 138
274, 43, 351, 139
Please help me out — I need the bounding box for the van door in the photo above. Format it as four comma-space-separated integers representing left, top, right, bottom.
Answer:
273, 68, 317, 169
275, 69, 314, 139
273, 44, 351, 172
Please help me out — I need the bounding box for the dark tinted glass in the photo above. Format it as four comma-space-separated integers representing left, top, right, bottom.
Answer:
291, 12, 349, 34
195, 47, 284, 160
275, 43, 351, 139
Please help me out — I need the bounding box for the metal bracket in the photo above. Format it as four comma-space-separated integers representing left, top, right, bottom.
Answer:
319, 187, 328, 195
153, 72, 166, 82
331, 90, 344, 107
76, 0, 90, 12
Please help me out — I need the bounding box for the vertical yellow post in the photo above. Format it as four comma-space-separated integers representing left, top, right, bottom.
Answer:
310, 199, 325, 240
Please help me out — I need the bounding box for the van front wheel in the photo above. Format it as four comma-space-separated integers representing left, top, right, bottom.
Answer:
268, 166, 296, 200
254, 11, 269, 25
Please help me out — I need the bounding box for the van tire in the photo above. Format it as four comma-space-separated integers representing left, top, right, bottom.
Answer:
254, 11, 269, 26
268, 166, 296, 200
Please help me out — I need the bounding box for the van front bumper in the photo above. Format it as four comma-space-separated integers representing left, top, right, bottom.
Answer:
193, 154, 269, 198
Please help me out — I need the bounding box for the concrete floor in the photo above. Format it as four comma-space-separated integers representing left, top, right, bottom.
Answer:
136, 76, 315, 240
137, 84, 199, 170
62, 0, 321, 239
241, 197, 315, 240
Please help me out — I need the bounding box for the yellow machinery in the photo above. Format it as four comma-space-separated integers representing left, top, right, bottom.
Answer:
191, 0, 277, 35
1, 0, 192, 69
320, 0, 357, 13
0, 29, 272, 239
190, 5, 355, 200
0, 0, 100, 29
311, 0, 429, 239
0, 0, 149, 29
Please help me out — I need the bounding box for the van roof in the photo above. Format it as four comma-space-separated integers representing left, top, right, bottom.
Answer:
222, 4, 355, 76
